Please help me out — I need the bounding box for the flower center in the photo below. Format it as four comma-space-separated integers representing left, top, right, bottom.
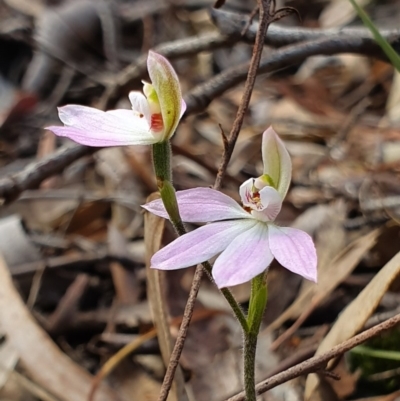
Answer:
143, 82, 164, 133
242, 183, 264, 212
150, 113, 164, 132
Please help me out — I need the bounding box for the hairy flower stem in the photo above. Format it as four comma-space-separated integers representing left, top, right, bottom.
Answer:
152, 141, 172, 182
244, 274, 268, 401
152, 142, 185, 235
244, 333, 258, 401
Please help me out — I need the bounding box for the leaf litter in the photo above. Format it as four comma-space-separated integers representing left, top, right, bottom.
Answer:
1, 0, 400, 400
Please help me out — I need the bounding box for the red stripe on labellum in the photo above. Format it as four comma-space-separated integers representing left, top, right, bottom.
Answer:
150, 113, 163, 132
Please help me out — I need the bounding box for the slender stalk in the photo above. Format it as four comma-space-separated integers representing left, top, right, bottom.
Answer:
152, 141, 172, 182
202, 260, 248, 332
243, 274, 268, 401
244, 333, 258, 401
152, 142, 186, 235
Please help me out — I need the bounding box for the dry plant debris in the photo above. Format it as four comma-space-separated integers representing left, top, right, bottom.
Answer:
1, 0, 400, 400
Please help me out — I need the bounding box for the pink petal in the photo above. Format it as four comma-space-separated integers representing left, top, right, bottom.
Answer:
129, 91, 151, 124
151, 219, 257, 270
212, 222, 273, 288
268, 225, 317, 282
142, 187, 251, 222
47, 105, 155, 147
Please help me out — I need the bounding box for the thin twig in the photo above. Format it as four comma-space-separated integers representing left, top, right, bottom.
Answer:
156, 266, 204, 401
156, 250, 248, 401
226, 313, 400, 401
214, 0, 272, 190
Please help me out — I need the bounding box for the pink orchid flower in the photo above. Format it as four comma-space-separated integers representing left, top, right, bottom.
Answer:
47, 51, 186, 146
143, 127, 317, 288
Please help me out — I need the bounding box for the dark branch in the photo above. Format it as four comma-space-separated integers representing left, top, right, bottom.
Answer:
210, 8, 400, 51
100, 32, 238, 110
184, 32, 400, 114
0, 146, 96, 204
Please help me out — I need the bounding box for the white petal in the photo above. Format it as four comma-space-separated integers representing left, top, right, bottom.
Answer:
151, 219, 257, 270
50, 105, 156, 146
128, 91, 151, 125
257, 186, 282, 221
239, 178, 255, 208
212, 222, 273, 288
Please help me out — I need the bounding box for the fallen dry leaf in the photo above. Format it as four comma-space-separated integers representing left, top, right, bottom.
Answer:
144, 192, 189, 401
305, 249, 400, 399
0, 253, 121, 401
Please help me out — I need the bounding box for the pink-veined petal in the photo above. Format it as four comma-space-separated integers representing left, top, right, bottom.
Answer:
239, 178, 255, 209
151, 219, 257, 270
262, 127, 292, 199
47, 105, 156, 146
147, 51, 183, 140
212, 222, 273, 288
142, 187, 251, 222
129, 91, 151, 124
268, 225, 317, 282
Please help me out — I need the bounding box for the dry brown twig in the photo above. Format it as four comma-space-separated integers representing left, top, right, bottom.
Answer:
214, 0, 273, 190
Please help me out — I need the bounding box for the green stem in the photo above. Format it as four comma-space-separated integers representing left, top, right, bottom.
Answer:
151, 141, 248, 332
243, 274, 268, 401
244, 333, 258, 401
247, 274, 267, 334
152, 141, 172, 182
202, 260, 248, 332
152, 142, 185, 235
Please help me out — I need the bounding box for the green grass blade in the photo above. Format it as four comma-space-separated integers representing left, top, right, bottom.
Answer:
349, 0, 400, 72
351, 345, 400, 361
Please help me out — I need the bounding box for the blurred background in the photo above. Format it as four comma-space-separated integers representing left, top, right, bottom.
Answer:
1, 0, 400, 400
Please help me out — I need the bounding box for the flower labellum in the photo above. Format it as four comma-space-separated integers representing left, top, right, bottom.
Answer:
142, 127, 317, 288
47, 51, 186, 147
